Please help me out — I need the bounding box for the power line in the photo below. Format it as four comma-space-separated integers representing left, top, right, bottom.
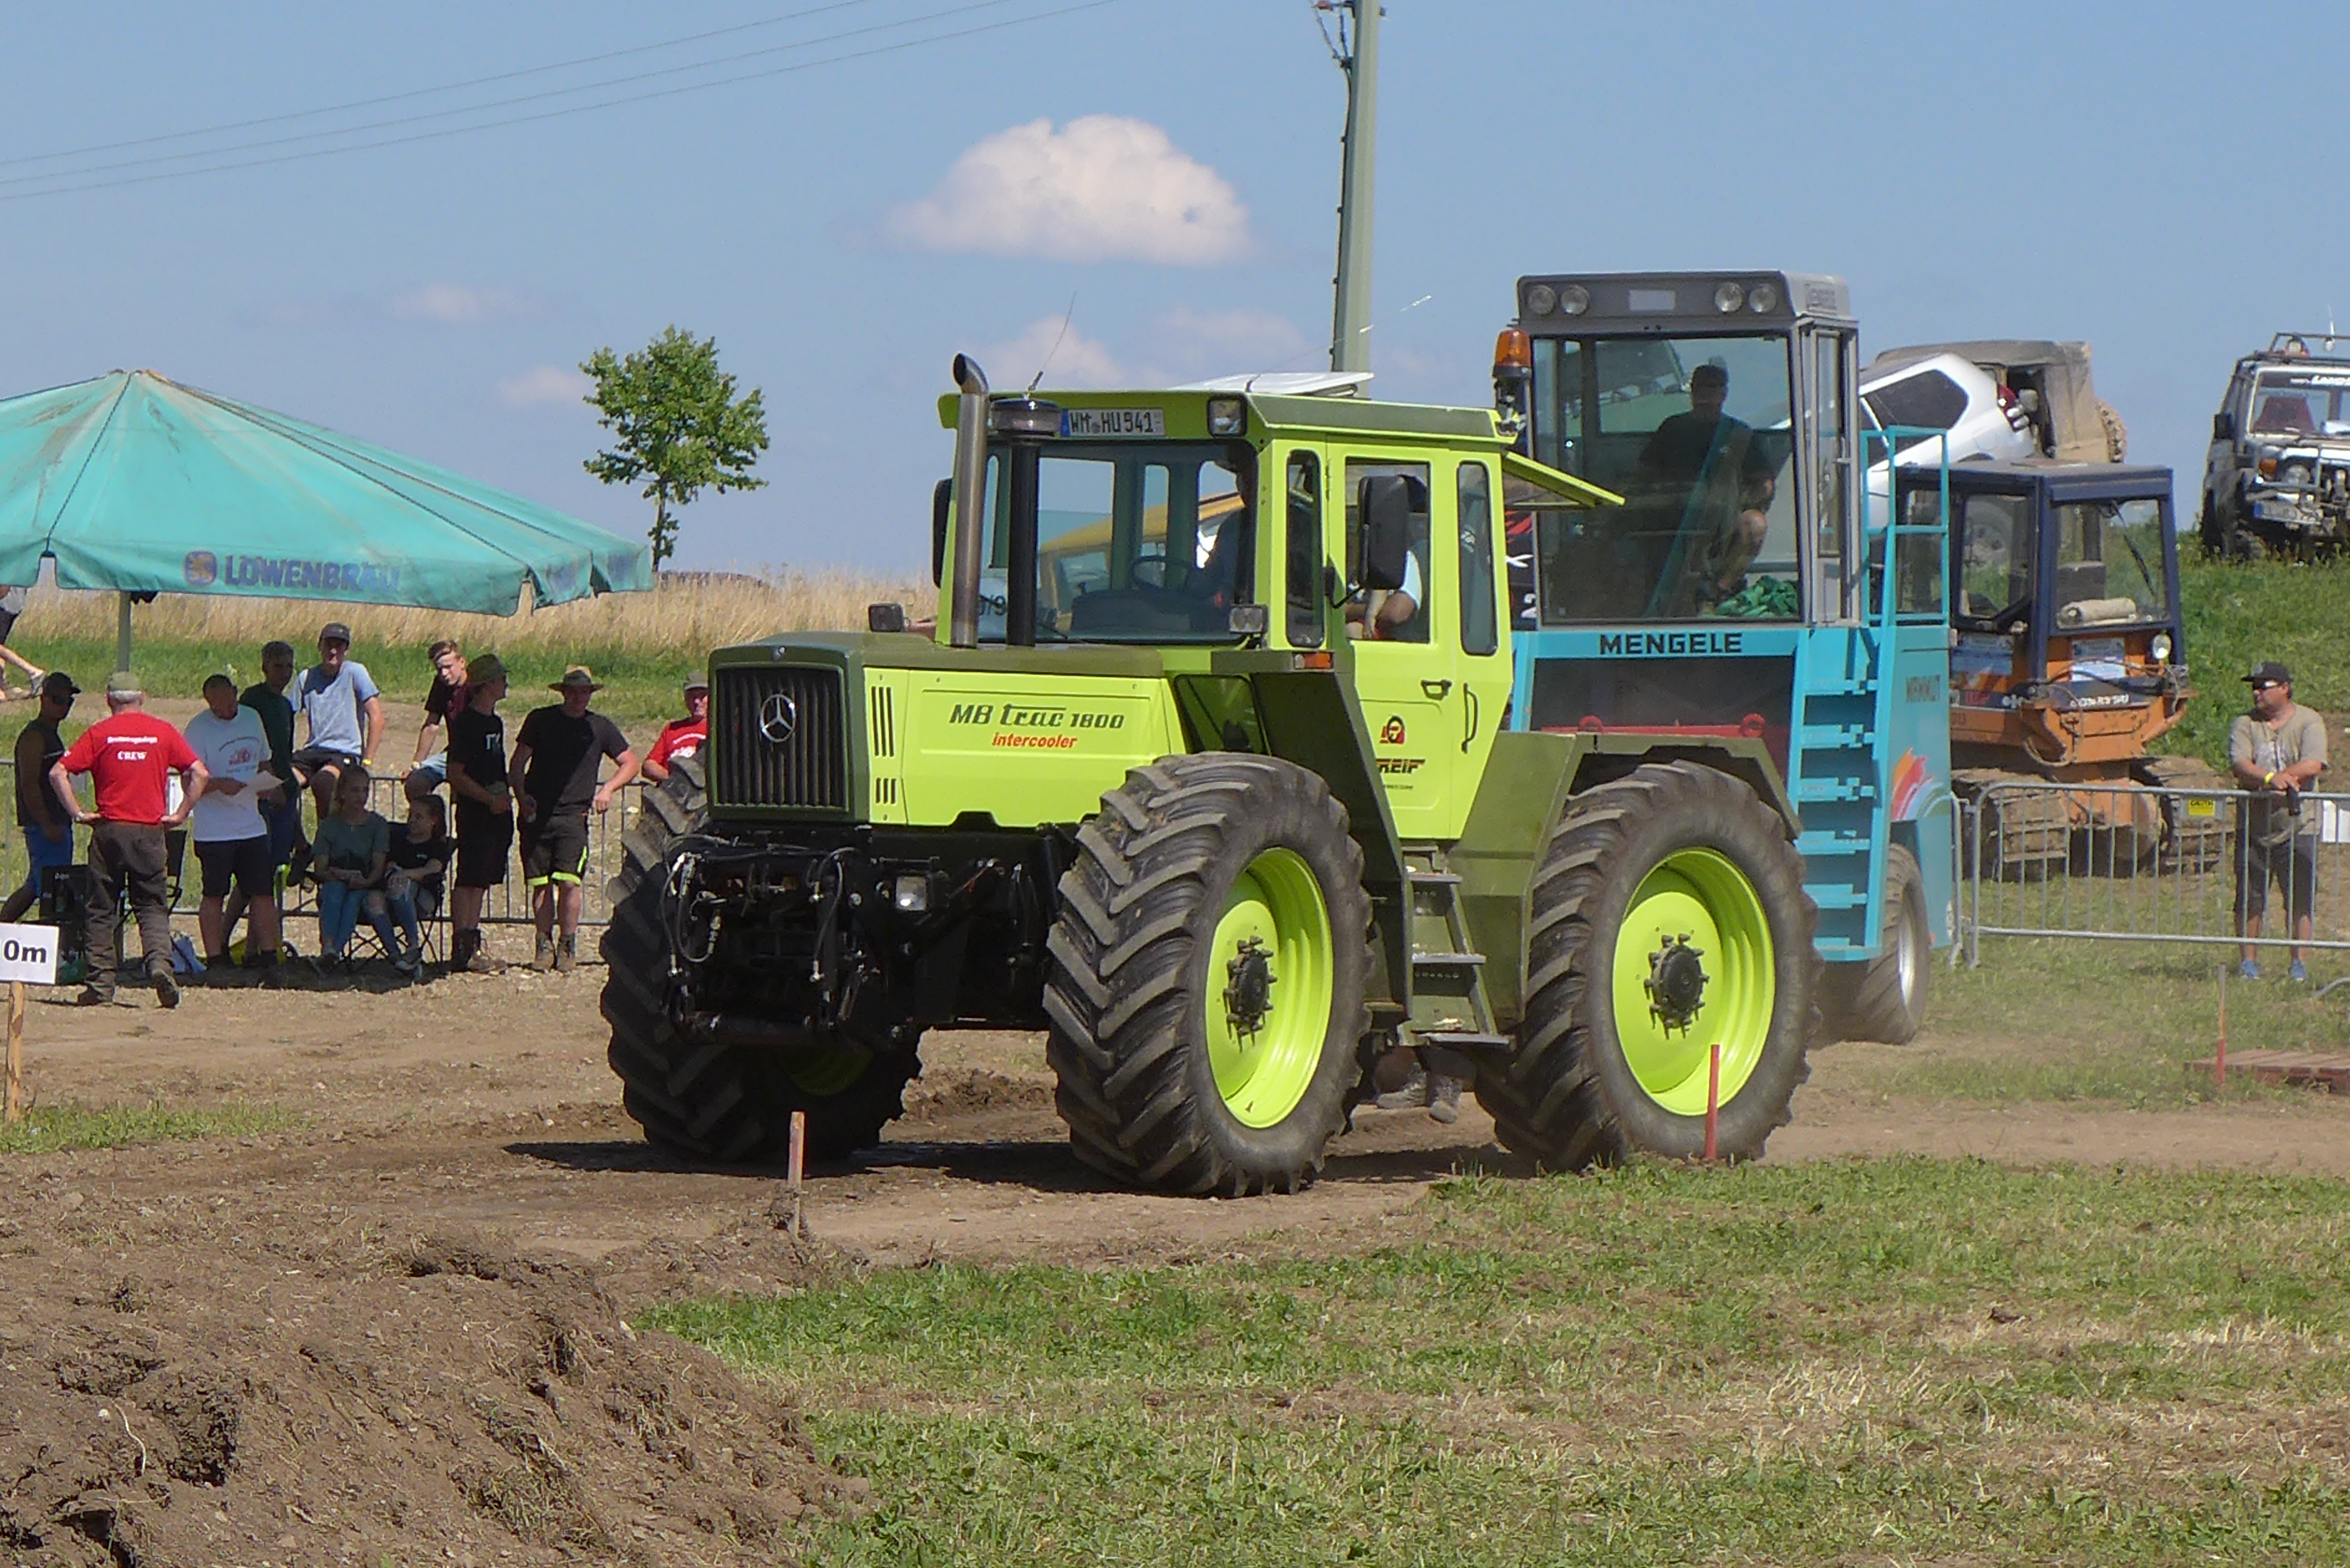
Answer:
0, 0, 1032, 192
0, 0, 889, 171
0, 0, 1128, 205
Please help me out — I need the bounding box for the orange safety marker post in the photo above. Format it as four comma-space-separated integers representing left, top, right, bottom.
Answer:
2216, 964, 2228, 1091
1702, 1042, 1721, 1162
787, 1109, 807, 1239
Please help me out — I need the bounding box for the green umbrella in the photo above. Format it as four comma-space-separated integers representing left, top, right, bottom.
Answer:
0, 369, 653, 665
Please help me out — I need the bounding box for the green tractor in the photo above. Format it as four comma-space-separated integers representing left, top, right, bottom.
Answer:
601, 357, 1821, 1194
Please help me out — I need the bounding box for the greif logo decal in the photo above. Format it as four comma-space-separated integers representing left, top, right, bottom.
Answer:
1379, 715, 1407, 746
182, 551, 218, 588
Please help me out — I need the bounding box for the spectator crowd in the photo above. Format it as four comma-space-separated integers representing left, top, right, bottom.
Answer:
11, 620, 709, 1004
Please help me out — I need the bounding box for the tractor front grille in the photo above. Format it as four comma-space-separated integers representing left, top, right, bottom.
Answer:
713, 665, 848, 811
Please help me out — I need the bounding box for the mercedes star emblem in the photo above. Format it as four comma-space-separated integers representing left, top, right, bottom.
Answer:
758, 690, 799, 744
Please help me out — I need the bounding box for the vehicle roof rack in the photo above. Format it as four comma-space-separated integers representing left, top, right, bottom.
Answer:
2265, 332, 2350, 358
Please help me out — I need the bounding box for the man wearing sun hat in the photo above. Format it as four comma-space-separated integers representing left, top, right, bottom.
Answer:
2228, 660, 2328, 981
508, 665, 639, 973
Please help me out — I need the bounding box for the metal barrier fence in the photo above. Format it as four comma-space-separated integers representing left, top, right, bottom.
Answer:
0, 758, 636, 929
1961, 777, 2350, 969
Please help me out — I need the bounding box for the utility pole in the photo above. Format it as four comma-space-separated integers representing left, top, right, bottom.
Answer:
1324, 0, 1379, 375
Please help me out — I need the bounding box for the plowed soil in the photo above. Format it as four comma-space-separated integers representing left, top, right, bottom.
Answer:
3, 950, 2345, 1564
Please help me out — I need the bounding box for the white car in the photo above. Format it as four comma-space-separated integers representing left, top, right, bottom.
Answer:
1861, 350, 2036, 470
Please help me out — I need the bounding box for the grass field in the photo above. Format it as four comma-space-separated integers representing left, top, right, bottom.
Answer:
1875, 938, 2350, 1108
0, 1101, 293, 1154
1, 569, 927, 729
652, 1158, 2350, 1566
2166, 553, 2350, 766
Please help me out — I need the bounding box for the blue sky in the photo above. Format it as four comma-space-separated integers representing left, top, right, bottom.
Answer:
2, 1, 2343, 574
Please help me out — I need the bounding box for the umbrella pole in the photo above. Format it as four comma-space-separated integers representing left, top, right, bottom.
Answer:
115, 592, 132, 674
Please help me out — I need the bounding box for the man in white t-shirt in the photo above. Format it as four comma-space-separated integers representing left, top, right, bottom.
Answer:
289, 620, 385, 820
185, 673, 284, 979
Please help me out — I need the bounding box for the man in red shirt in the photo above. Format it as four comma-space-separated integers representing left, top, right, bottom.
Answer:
639, 675, 709, 785
50, 671, 207, 1007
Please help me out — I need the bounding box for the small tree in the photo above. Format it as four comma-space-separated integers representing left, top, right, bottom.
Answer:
581, 326, 770, 569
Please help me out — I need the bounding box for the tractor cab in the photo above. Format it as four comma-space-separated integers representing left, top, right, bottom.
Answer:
1494, 269, 1957, 1001
1941, 462, 2188, 774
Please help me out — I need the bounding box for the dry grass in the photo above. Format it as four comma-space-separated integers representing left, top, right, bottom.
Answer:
22, 567, 932, 660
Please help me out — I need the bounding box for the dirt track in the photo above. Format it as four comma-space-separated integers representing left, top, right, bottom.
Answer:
4, 956, 2346, 1563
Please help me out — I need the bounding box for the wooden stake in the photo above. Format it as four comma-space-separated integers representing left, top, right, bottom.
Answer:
2216, 964, 2229, 1091
787, 1109, 807, 1239
1703, 1042, 1721, 1162
6, 980, 24, 1123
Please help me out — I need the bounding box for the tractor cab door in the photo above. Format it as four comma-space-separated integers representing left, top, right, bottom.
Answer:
1340, 452, 1506, 841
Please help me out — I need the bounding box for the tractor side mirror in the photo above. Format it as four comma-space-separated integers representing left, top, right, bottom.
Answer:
1355, 475, 1412, 593
2212, 411, 2235, 442
931, 478, 953, 585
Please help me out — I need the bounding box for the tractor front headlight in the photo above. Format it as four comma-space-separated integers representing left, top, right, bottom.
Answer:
893, 874, 930, 913
1206, 397, 1247, 437
1713, 281, 1745, 314
2150, 632, 2173, 663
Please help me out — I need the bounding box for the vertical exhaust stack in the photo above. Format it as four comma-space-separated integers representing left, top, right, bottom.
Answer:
947, 354, 991, 648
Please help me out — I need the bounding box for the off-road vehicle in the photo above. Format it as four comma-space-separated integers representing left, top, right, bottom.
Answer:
2201, 333, 2350, 559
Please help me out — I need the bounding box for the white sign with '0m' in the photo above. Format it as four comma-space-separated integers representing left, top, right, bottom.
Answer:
0, 923, 59, 986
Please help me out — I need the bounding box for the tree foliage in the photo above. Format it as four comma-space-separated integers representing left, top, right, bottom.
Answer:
581, 326, 770, 568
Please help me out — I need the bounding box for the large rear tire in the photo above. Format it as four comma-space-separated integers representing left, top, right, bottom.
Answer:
1819, 844, 1927, 1045
1042, 754, 1375, 1196
600, 757, 913, 1164
1479, 762, 1816, 1167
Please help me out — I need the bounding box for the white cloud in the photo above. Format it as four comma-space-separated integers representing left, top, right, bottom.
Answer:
1151, 307, 1314, 376
975, 317, 1129, 390
888, 117, 1250, 266
392, 284, 543, 325
497, 365, 591, 408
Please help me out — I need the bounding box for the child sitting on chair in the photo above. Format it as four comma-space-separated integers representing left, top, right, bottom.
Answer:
385, 795, 453, 971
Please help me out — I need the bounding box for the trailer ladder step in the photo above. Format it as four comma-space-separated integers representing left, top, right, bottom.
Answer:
1796, 830, 1873, 857
1795, 778, 1876, 803
1407, 869, 1463, 886
1807, 888, 1868, 911
1411, 950, 1486, 968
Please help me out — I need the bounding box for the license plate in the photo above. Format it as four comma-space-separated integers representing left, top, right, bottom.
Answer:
1062, 407, 1164, 437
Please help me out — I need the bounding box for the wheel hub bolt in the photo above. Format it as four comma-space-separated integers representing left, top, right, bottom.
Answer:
1645, 933, 1708, 1034
1223, 936, 1277, 1040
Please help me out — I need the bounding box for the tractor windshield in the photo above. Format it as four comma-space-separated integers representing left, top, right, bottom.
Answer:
2053, 498, 2170, 627
975, 441, 1256, 644
2250, 368, 2350, 437
1526, 332, 1800, 622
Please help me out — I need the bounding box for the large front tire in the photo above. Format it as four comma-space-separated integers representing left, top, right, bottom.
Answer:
1043, 754, 1375, 1196
1479, 762, 1816, 1167
1819, 844, 1928, 1045
601, 758, 914, 1164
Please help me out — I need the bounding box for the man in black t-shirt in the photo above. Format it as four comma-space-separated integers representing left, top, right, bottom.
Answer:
404, 638, 467, 802
509, 665, 639, 973
1, 672, 78, 924
444, 654, 514, 973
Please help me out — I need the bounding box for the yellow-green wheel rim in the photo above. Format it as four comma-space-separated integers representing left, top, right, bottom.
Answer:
1204, 848, 1334, 1128
1609, 847, 1776, 1114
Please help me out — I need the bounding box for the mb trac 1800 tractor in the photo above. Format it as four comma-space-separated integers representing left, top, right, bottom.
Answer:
1492, 271, 1955, 1045
602, 355, 1832, 1193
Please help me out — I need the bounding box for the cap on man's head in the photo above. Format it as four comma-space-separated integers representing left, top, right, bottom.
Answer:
683, 674, 709, 694
1690, 363, 1729, 391
105, 671, 143, 699
318, 622, 352, 646
39, 671, 79, 701
550, 665, 602, 694
2245, 660, 2293, 688
466, 653, 508, 689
